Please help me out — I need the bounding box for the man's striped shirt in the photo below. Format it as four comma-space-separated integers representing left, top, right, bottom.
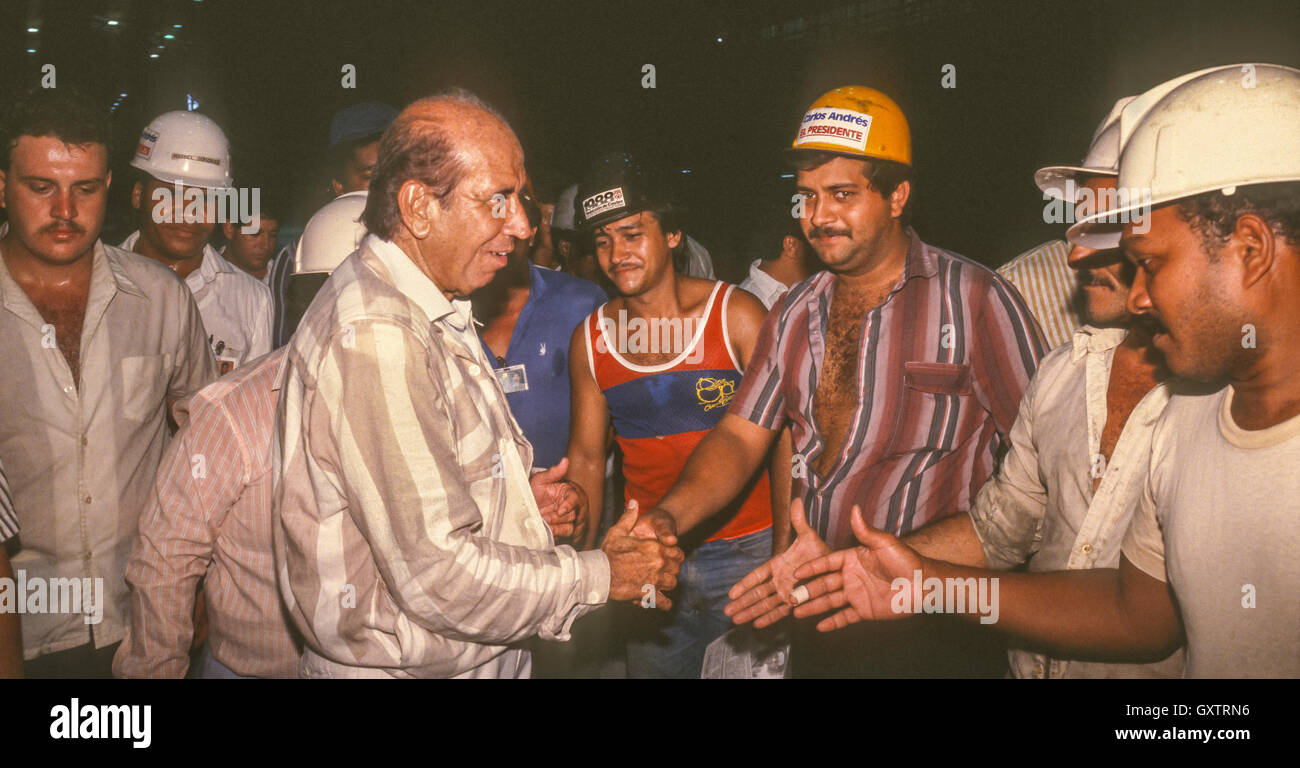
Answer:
0, 458, 16, 544
997, 239, 1080, 351
115, 348, 301, 679
275, 235, 609, 677
729, 230, 1046, 549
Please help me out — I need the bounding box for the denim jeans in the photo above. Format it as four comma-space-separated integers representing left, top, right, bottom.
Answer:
198, 645, 255, 679
625, 526, 772, 679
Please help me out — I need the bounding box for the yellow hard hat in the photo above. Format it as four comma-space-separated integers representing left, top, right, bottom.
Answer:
790, 86, 911, 166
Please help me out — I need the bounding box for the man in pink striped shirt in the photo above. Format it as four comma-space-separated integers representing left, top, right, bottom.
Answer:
112, 193, 380, 678
114, 346, 299, 678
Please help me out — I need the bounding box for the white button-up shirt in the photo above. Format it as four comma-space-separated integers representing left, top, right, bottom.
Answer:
969, 325, 1185, 678
121, 232, 272, 374
737, 259, 789, 311
0, 233, 216, 658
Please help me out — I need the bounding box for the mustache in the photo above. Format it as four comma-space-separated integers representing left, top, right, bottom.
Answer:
807, 226, 851, 239
1134, 313, 1168, 336
1077, 269, 1115, 287
41, 222, 85, 235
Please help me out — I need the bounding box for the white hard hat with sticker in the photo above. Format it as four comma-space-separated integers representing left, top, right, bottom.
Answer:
130, 110, 233, 190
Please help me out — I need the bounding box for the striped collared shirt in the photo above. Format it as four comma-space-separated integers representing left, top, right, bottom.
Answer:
275, 235, 609, 678
115, 347, 301, 678
730, 230, 1046, 549
0, 458, 17, 544
997, 239, 1081, 351
0, 233, 217, 658
969, 325, 1183, 678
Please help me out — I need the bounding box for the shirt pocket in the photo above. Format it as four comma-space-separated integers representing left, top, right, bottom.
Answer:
903, 361, 974, 396
885, 361, 974, 456
118, 354, 172, 422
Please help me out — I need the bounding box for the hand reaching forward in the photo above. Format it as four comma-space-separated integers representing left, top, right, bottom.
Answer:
791, 505, 924, 633
723, 498, 830, 629
530, 458, 588, 545
602, 500, 685, 610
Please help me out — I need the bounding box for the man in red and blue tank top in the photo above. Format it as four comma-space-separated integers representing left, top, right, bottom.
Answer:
564, 153, 792, 678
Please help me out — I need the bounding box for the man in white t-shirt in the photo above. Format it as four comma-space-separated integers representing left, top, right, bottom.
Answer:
786, 65, 1300, 677
122, 111, 272, 374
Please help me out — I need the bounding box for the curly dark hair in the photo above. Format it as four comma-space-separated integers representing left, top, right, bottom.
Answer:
1175, 182, 1300, 256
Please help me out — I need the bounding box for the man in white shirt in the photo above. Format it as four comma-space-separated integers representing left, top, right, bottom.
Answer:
122, 111, 272, 374
894, 194, 1185, 678
0, 90, 216, 676
737, 203, 817, 311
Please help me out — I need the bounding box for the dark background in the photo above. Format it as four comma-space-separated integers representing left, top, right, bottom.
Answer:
2, 0, 1297, 280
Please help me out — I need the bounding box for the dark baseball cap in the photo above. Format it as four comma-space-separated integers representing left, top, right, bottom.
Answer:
574, 152, 678, 232
329, 102, 398, 147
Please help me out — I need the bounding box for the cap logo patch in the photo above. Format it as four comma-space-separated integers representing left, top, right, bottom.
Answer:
796, 107, 872, 153
582, 186, 626, 220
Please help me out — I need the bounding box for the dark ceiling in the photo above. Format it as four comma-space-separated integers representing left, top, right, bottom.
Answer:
2, 0, 1298, 277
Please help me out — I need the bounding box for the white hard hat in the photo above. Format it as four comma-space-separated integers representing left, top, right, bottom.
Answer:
130, 111, 233, 190
293, 191, 368, 275
1071, 63, 1300, 248
1066, 65, 1238, 247
1035, 96, 1133, 203
551, 184, 578, 230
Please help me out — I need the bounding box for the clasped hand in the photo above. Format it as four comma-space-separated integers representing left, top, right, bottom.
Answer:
530, 458, 588, 545
600, 500, 684, 610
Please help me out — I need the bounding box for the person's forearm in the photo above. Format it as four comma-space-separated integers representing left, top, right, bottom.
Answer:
903, 513, 988, 568
656, 420, 772, 534
566, 451, 605, 550
0, 550, 22, 677
916, 557, 1180, 661
116, 578, 199, 678
769, 427, 794, 553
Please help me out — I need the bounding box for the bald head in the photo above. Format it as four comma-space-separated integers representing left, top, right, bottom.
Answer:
362, 89, 520, 240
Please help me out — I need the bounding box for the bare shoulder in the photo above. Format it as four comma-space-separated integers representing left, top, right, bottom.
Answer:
726, 284, 770, 324
675, 275, 716, 314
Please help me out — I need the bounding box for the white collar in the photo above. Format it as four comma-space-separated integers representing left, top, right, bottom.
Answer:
119, 230, 228, 286
1069, 324, 1129, 362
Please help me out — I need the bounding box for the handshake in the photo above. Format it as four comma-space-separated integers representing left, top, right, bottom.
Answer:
600, 500, 684, 611
594, 494, 915, 624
